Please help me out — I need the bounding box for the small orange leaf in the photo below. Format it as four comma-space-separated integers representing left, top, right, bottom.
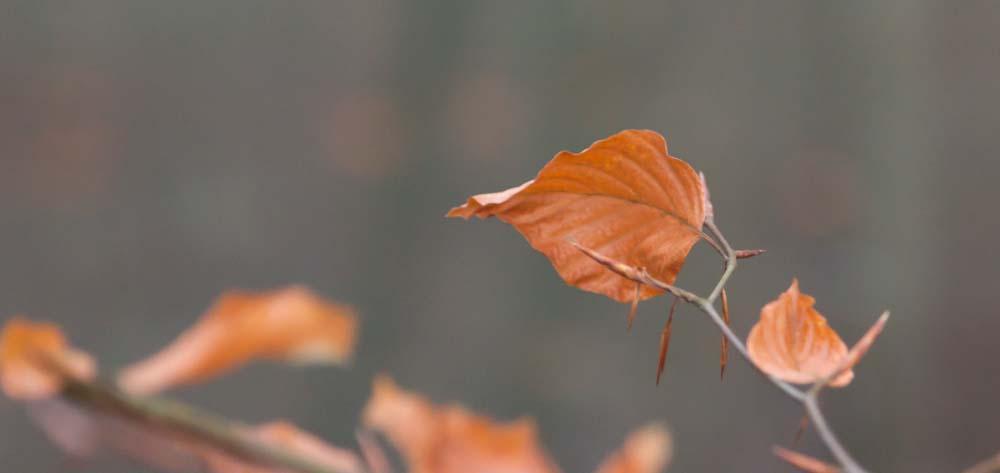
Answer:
448, 130, 707, 303
0, 317, 96, 400
746, 280, 853, 387
362, 375, 561, 473
119, 286, 358, 395
592, 424, 673, 473
772, 446, 840, 473
201, 421, 364, 473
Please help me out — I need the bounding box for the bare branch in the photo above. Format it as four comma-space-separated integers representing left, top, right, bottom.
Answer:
568, 240, 699, 303
962, 452, 1000, 473
804, 391, 866, 473
572, 220, 874, 473
58, 377, 357, 473
569, 239, 805, 401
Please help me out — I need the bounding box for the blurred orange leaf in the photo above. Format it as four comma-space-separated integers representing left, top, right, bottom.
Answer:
362, 375, 672, 473
119, 286, 358, 395
0, 317, 96, 400
593, 424, 673, 473
448, 129, 707, 303
772, 446, 840, 473
202, 421, 363, 473
362, 375, 561, 473
746, 280, 853, 387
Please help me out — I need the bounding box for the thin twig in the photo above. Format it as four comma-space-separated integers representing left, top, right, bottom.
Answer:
570, 238, 805, 401
572, 218, 871, 473
803, 392, 865, 473
705, 218, 867, 473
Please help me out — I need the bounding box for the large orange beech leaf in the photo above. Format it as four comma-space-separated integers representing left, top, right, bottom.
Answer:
201, 421, 364, 473
362, 375, 561, 473
447, 130, 706, 303
0, 317, 96, 400
746, 280, 853, 387
119, 286, 358, 395
593, 424, 673, 473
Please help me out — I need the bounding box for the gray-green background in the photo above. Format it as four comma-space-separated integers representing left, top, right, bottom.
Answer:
1, 2, 997, 472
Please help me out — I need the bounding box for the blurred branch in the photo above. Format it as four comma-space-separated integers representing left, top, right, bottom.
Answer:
573, 217, 870, 473
962, 453, 1000, 473
58, 376, 356, 473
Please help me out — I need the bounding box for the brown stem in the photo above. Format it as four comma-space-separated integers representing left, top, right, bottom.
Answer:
58, 377, 356, 473
573, 219, 870, 473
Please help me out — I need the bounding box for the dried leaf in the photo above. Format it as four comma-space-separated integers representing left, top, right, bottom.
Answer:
825, 311, 889, 386
746, 280, 853, 387
201, 421, 364, 473
656, 298, 677, 386
448, 129, 706, 303
362, 375, 561, 473
119, 286, 358, 395
772, 446, 840, 473
592, 424, 672, 473
0, 317, 96, 400
699, 172, 714, 222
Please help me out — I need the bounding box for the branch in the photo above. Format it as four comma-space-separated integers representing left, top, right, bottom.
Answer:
569, 237, 803, 401
57, 376, 357, 473
962, 452, 1000, 473
572, 218, 871, 473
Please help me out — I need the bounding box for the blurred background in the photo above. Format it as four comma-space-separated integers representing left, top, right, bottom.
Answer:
1, 1, 998, 471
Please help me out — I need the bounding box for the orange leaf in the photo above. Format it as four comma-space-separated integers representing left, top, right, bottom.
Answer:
119, 286, 358, 395
362, 375, 561, 473
448, 129, 706, 303
746, 280, 853, 387
772, 446, 840, 473
0, 317, 96, 400
592, 424, 673, 473
201, 421, 364, 473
